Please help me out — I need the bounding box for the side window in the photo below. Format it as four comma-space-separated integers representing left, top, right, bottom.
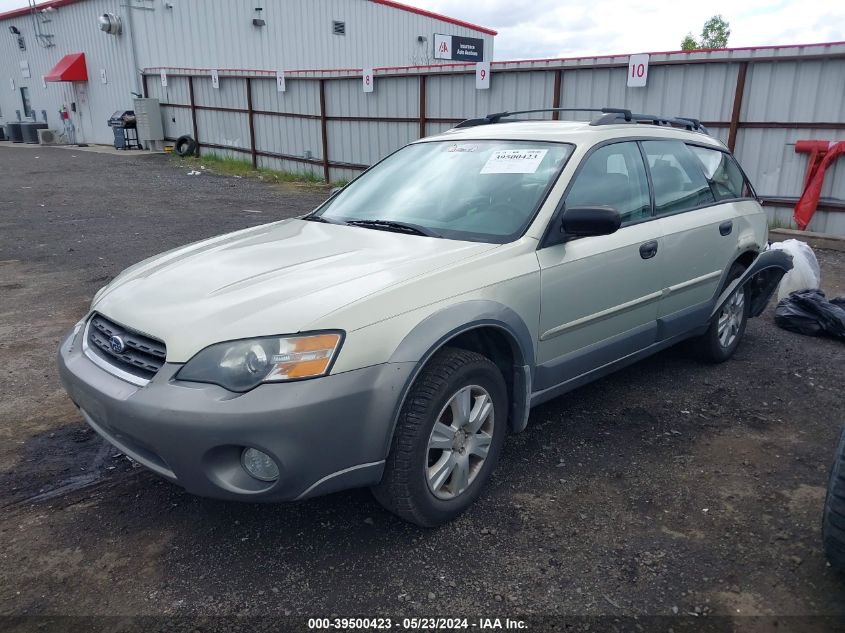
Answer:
688, 145, 753, 200
642, 140, 715, 216
565, 142, 651, 225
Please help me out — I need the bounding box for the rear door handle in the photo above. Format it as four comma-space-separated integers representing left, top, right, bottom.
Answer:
639, 240, 658, 259
719, 220, 733, 236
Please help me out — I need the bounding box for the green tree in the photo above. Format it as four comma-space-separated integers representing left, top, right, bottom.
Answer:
680, 15, 731, 51
681, 33, 698, 50
700, 15, 731, 48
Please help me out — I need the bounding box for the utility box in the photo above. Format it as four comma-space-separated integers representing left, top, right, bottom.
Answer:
133, 98, 164, 151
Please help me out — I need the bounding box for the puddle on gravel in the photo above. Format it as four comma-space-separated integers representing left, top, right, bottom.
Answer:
0, 423, 135, 509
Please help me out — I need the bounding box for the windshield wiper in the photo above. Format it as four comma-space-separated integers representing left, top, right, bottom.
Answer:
346, 219, 441, 238
301, 215, 344, 225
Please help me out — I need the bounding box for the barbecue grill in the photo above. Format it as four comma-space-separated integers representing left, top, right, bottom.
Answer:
108, 110, 140, 150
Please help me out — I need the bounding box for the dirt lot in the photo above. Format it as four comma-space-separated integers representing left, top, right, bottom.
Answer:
1, 144, 844, 628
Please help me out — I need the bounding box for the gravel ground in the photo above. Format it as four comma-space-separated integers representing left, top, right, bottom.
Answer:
1, 144, 844, 628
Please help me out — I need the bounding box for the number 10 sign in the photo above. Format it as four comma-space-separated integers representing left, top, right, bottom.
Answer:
627, 54, 649, 88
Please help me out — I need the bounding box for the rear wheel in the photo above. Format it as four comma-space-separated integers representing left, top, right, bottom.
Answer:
823, 423, 845, 572
690, 262, 748, 363
372, 347, 508, 527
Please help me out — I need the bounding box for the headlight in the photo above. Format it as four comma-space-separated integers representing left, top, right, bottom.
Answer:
176, 332, 343, 392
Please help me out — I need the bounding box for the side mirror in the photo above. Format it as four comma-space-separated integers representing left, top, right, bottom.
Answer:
329, 186, 343, 198
561, 206, 621, 238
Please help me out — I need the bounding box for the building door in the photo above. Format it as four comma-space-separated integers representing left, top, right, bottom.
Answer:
74, 83, 91, 143
20, 86, 32, 119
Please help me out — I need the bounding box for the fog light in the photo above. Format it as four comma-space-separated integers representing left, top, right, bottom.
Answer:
241, 448, 279, 482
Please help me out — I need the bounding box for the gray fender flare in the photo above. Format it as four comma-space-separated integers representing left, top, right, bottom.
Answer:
386, 300, 536, 448
711, 249, 794, 319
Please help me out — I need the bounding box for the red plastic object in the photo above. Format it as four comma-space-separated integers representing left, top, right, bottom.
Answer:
794, 140, 845, 230
45, 53, 88, 82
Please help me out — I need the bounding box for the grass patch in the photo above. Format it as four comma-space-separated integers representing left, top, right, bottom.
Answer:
176, 153, 327, 185
769, 217, 797, 230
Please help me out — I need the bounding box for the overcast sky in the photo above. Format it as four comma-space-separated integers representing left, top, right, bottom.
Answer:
416, 0, 845, 59
1, 0, 843, 60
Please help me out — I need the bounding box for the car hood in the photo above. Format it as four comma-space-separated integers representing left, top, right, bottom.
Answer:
93, 219, 498, 362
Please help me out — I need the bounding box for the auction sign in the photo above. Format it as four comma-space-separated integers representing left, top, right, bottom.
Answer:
433, 33, 485, 62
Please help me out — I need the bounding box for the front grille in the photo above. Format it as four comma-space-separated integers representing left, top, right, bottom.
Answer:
87, 313, 166, 380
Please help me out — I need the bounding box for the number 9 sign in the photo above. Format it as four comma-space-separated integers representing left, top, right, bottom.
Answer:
476, 61, 490, 90
627, 54, 649, 88
363, 67, 374, 93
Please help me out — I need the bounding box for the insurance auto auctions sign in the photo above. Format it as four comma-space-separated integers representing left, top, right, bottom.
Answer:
433, 34, 485, 62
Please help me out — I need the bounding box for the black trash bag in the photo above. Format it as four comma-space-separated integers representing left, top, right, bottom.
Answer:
774, 289, 845, 341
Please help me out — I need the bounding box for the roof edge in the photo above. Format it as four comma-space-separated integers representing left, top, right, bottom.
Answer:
368, 0, 497, 36
0, 0, 81, 21
142, 40, 845, 77
0, 0, 499, 36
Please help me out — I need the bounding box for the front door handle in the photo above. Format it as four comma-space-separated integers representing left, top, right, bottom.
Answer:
639, 240, 658, 259
719, 220, 733, 236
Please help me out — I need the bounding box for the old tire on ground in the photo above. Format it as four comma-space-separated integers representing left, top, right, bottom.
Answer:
174, 134, 197, 157
823, 422, 845, 572
689, 262, 748, 363
372, 347, 508, 527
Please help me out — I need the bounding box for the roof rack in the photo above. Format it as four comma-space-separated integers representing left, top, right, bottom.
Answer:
454, 107, 632, 128
591, 111, 710, 134
454, 107, 710, 135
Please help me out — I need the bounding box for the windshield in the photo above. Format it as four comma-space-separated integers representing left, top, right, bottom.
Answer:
313, 140, 574, 243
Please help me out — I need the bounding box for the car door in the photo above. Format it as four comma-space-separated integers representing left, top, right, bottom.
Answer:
642, 140, 741, 337
535, 141, 665, 392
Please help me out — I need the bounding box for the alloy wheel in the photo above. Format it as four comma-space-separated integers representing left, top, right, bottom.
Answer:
717, 287, 745, 348
425, 385, 495, 500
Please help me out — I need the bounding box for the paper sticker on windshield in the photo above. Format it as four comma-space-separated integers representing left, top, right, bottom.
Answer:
447, 143, 478, 153
480, 149, 548, 174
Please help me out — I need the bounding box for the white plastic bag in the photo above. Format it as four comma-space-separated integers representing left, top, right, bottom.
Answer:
769, 239, 821, 301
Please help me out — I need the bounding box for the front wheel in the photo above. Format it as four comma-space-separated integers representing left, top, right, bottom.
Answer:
690, 263, 748, 363
372, 347, 508, 527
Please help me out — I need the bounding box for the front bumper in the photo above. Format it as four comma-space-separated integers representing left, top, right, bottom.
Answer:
57, 325, 415, 501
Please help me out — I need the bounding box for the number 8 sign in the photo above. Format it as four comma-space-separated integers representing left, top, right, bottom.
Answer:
363, 68, 374, 93
627, 54, 649, 88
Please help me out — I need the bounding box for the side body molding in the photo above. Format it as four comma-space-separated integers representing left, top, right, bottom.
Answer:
387, 300, 536, 437
712, 249, 794, 319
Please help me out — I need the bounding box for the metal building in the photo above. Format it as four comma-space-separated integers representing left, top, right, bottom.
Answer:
0, 0, 495, 144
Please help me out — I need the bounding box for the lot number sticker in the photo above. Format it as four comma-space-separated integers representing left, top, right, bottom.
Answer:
481, 149, 548, 174
363, 68, 374, 93
627, 54, 649, 88
276, 71, 286, 93
476, 61, 490, 90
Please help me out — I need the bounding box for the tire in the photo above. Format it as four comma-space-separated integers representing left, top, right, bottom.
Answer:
689, 262, 749, 363
372, 347, 508, 527
174, 134, 197, 157
823, 423, 845, 572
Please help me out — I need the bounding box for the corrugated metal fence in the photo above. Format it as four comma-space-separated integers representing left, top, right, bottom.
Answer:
142, 42, 845, 234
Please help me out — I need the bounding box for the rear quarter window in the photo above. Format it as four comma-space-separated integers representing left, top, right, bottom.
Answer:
688, 145, 754, 200
641, 140, 715, 216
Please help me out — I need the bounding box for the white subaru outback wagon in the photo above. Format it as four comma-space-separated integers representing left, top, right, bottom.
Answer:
58, 108, 792, 526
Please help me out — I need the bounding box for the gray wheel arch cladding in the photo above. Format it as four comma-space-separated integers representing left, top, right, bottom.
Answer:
385, 300, 536, 448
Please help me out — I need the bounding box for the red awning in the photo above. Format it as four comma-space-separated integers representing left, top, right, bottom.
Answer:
45, 53, 88, 82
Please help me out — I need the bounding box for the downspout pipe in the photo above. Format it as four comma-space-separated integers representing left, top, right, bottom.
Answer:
124, 4, 143, 96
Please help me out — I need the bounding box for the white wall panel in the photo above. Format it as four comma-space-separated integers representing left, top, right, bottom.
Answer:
0, 0, 137, 144
254, 113, 322, 159
129, 0, 494, 71
0, 0, 493, 144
